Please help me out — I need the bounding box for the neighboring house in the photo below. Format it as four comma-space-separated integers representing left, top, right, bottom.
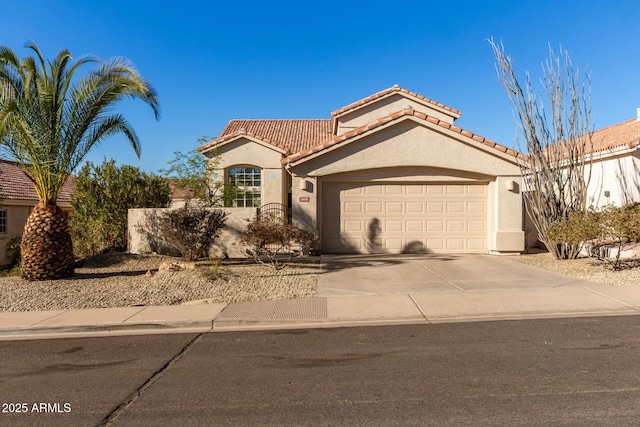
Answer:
198, 85, 526, 255
585, 109, 640, 207
0, 159, 74, 267
167, 180, 191, 207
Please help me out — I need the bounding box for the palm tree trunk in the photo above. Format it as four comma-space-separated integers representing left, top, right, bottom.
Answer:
20, 203, 75, 280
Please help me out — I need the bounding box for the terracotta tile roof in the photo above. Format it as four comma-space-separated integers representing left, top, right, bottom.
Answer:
199, 119, 332, 154
0, 159, 74, 203
167, 180, 192, 201
589, 118, 640, 152
331, 85, 462, 118
282, 108, 525, 165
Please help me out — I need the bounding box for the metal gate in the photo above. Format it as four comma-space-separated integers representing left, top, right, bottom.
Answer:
257, 203, 290, 224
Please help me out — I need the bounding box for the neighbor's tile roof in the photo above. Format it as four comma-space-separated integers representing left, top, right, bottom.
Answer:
167, 180, 190, 201
283, 108, 525, 164
590, 118, 640, 152
199, 119, 333, 154
0, 159, 74, 203
331, 85, 462, 118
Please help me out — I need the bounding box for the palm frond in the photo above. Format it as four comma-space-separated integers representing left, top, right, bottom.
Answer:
0, 42, 159, 205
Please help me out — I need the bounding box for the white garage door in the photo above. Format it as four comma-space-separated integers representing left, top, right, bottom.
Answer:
322, 182, 487, 254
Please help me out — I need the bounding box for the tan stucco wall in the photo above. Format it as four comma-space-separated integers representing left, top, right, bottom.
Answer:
0, 201, 72, 267
0, 205, 30, 266
336, 93, 458, 134
289, 119, 524, 254
206, 138, 286, 206
489, 177, 525, 254
291, 175, 318, 232
128, 207, 256, 259
293, 120, 520, 178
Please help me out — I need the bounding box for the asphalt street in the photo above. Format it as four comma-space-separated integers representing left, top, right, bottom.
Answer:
2, 316, 640, 426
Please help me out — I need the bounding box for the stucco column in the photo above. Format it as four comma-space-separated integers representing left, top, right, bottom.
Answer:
490, 176, 525, 254
291, 175, 317, 233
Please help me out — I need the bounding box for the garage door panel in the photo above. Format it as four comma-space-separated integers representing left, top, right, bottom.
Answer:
384, 238, 404, 251
447, 185, 465, 195
468, 238, 486, 251
406, 220, 423, 232
426, 238, 445, 250
468, 220, 486, 232
427, 185, 444, 195
468, 201, 486, 213
323, 182, 487, 254
406, 186, 424, 195
426, 202, 444, 213
385, 202, 403, 213
446, 202, 465, 214
406, 202, 424, 213
365, 185, 383, 195
468, 185, 486, 195
385, 220, 403, 232
365, 202, 383, 213
446, 220, 465, 232
344, 202, 363, 213
344, 220, 363, 232
446, 239, 465, 250
427, 220, 444, 232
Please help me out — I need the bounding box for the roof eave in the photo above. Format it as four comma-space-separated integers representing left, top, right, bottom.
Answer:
284, 109, 523, 168
200, 133, 289, 156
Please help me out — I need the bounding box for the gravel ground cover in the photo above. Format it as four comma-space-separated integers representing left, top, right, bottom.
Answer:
504, 253, 640, 286
0, 253, 319, 312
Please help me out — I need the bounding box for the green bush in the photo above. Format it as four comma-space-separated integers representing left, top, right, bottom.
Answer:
548, 203, 640, 270
4, 234, 22, 267
71, 160, 171, 256
158, 204, 228, 261
546, 208, 601, 255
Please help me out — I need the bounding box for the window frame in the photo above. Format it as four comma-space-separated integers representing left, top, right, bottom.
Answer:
0, 208, 7, 234
227, 166, 262, 208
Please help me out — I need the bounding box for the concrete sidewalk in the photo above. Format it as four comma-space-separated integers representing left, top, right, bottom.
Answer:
1, 280, 640, 341
1, 255, 640, 340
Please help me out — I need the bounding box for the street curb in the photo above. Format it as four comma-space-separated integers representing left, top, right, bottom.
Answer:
0, 321, 214, 340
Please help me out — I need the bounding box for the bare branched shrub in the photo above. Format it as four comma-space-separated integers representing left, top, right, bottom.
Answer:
158, 204, 228, 261
241, 212, 318, 269
490, 39, 593, 259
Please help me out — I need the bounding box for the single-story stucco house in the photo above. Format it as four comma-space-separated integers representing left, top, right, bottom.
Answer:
198, 85, 527, 256
0, 159, 74, 267
585, 109, 640, 208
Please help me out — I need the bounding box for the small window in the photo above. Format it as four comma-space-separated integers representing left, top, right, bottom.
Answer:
0, 209, 6, 234
227, 167, 262, 207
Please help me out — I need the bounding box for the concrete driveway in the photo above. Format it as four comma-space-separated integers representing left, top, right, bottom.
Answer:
318, 254, 599, 296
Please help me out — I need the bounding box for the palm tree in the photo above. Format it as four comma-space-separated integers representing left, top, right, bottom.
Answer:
0, 42, 159, 280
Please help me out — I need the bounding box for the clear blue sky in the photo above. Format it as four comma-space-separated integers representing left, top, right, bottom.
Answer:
3, 0, 639, 173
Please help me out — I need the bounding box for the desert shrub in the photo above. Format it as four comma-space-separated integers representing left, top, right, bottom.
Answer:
587, 203, 640, 270
240, 212, 318, 269
71, 160, 171, 256
4, 234, 22, 267
546, 208, 601, 255
549, 203, 640, 270
196, 258, 232, 282
158, 204, 228, 261
0, 264, 21, 277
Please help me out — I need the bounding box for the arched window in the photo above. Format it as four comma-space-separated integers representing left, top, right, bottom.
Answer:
227, 167, 261, 207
